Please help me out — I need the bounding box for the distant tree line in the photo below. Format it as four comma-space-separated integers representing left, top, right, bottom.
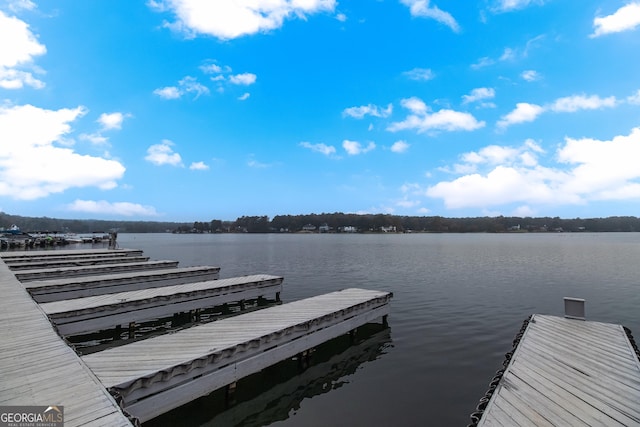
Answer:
227, 213, 640, 233
0, 212, 190, 234
3, 211, 640, 234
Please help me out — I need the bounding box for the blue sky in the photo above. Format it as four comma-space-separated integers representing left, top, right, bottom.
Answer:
1, 0, 640, 222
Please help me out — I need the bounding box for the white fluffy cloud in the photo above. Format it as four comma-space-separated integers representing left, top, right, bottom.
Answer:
391, 140, 410, 153
591, 2, 640, 37
521, 70, 541, 82
157, 63, 256, 98
153, 86, 181, 99
300, 141, 337, 156
462, 87, 495, 105
229, 73, 256, 85
343, 140, 375, 155
497, 103, 544, 129
153, 76, 209, 99
426, 127, 640, 209
388, 97, 485, 133
98, 112, 128, 130
79, 111, 129, 146
343, 103, 392, 119
66, 200, 158, 217
403, 68, 435, 81
0, 10, 46, 89
0, 104, 125, 200
150, 0, 336, 39
189, 161, 209, 170
400, 0, 460, 32
550, 94, 616, 112
145, 140, 183, 166
498, 94, 618, 129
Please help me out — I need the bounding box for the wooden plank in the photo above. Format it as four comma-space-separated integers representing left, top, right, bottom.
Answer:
478, 314, 640, 426
14, 260, 179, 282
82, 288, 392, 422
25, 266, 221, 302
0, 248, 142, 260
129, 305, 389, 422
2, 251, 143, 265
6, 256, 150, 270
0, 259, 132, 426
41, 274, 283, 335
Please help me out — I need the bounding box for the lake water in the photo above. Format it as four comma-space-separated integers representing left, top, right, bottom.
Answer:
114, 232, 640, 427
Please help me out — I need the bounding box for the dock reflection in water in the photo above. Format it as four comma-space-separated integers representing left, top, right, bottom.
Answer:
145, 323, 392, 427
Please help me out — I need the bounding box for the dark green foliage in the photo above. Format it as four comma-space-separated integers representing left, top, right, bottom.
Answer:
3, 211, 640, 234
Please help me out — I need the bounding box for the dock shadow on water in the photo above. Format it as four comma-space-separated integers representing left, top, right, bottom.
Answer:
144, 323, 392, 427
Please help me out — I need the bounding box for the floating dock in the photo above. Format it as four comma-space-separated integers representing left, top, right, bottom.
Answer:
0, 259, 132, 426
24, 266, 221, 303
474, 314, 640, 426
5, 255, 151, 270
0, 248, 144, 263
41, 274, 284, 336
0, 248, 392, 425
13, 260, 179, 282
82, 288, 392, 423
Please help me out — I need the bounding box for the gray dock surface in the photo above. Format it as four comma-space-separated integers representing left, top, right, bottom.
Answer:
0, 248, 143, 262
24, 266, 221, 302
0, 260, 131, 426
41, 274, 284, 335
478, 314, 640, 426
5, 255, 150, 270
14, 260, 179, 282
82, 288, 392, 422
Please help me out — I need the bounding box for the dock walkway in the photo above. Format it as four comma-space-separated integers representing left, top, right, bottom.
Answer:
0, 248, 143, 263
0, 260, 131, 426
2, 248, 392, 426
41, 274, 284, 336
82, 288, 392, 422
5, 255, 150, 270
24, 266, 221, 302
14, 260, 179, 282
477, 314, 640, 426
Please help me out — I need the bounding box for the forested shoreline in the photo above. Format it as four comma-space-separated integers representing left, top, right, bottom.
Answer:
2, 212, 640, 234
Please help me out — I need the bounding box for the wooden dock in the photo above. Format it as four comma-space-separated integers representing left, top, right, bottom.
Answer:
5, 255, 151, 270
13, 260, 179, 282
23, 266, 222, 303
82, 288, 392, 423
0, 259, 132, 426
1, 248, 393, 425
0, 248, 143, 262
41, 274, 284, 336
476, 314, 640, 426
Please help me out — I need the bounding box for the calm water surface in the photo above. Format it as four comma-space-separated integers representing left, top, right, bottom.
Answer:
116, 232, 640, 427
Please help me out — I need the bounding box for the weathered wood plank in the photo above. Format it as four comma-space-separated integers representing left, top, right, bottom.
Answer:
0, 248, 142, 260
5, 256, 151, 270
14, 260, 179, 282
41, 274, 283, 335
478, 314, 640, 426
83, 288, 392, 422
0, 258, 132, 426
25, 266, 221, 302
